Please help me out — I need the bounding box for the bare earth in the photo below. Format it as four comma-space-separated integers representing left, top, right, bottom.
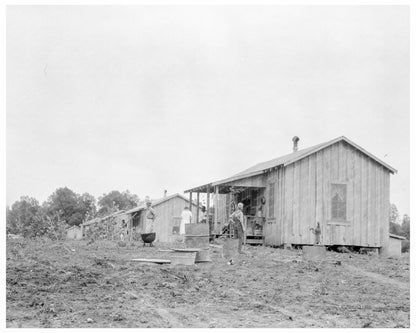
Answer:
6, 238, 410, 328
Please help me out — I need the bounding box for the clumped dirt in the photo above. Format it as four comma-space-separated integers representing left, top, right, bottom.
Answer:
6, 238, 410, 328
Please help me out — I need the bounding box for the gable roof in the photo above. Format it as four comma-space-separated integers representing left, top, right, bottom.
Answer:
66, 225, 81, 230
389, 233, 406, 240
185, 136, 396, 192
218, 136, 396, 184
81, 210, 126, 226
125, 193, 199, 214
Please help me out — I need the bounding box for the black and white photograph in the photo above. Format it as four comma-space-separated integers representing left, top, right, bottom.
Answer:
4, 2, 413, 329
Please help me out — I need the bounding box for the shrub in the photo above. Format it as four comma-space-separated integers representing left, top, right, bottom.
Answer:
402, 240, 410, 253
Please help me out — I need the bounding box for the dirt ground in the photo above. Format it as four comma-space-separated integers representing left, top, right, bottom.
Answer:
6, 238, 410, 328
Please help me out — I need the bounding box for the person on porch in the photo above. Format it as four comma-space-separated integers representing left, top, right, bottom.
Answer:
180, 206, 193, 242
229, 202, 246, 254
144, 197, 157, 234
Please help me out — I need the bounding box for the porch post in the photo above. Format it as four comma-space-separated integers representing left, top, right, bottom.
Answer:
214, 186, 219, 226
207, 185, 211, 237
196, 192, 200, 223
189, 191, 193, 217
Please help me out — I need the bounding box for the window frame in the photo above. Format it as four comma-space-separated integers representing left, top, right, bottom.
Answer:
329, 181, 348, 223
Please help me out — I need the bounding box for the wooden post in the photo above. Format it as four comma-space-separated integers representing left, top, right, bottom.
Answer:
215, 186, 219, 230
207, 185, 211, 238
189, 191, 193, 219
196, 192, 200, 223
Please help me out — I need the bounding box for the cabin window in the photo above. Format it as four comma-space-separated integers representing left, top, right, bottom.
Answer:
172, 217, 181, 234
331, 183, 347, 221
268, 183, 275, 218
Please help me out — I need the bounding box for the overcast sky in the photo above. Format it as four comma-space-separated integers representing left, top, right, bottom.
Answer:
6, 5, 410, 216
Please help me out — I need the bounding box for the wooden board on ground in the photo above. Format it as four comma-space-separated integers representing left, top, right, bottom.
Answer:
130, 259, 171, 264
171, 248, 202, 252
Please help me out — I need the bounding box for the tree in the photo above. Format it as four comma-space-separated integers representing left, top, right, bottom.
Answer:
6, 196, 47, 237
44, 187, 96, 226
389, 204, 400, 224
389, 203, 402, 236
97, 190, 139, 216
79, 192, 97, 221
401, 214, 410, 240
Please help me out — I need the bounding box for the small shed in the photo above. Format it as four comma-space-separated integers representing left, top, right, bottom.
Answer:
387, 233, 406, 256
66, 225, 82, 240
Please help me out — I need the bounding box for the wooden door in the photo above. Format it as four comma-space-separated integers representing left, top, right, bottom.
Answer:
264, 217, 276, 245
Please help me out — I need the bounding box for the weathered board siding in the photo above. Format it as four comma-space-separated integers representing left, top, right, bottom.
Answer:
212, 141, 391, 249
137, 197, 201, 243
281, 141, 390, 247
264, 168, 284, 246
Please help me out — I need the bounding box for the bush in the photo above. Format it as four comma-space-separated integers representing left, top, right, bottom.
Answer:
402, 240, 410, 253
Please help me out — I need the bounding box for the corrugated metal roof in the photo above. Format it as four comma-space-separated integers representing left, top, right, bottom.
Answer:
184, 136, 397, 192
211, 136, 397, 187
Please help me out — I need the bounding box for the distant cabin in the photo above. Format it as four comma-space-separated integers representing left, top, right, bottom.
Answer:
185, 136, 396, 252
66, 225, 82, 240
81, 193, 201, 243
125, 193, 202, 243
388, 234, 406, 256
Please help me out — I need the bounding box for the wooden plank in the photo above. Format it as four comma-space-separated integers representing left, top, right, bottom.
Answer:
374, 165, 380, 247
131, 259, 171, 264
308, 154, 316, 245
367, 158, 374, 247
355, 153, 362, 246
273, 169, 281, 246
331, 144, 339, 244
339, 141, 347, 182
344, 144, 353, 244
381, 171, 390, 249
284, 164, 294, 244
279, 167, 285, 245
373, 165, 379, 247
331, 142, 339, 181
322, 146, 331, 244
315, 150, 324, 244
292, 161, 301, 244
353, 149, 362, 246
299, 157, 309, 244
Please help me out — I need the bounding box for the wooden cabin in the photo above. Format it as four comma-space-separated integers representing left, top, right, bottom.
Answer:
125, 193, 202, 243
387, 234, 406, 256
66, 225, 82, 240
185, 136, 396, 251
81, 194, 201, 243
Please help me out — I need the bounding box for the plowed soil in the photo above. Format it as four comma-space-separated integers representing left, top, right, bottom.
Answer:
6, 238, 410, 328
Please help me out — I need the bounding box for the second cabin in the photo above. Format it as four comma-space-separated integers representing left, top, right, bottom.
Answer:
185, 136, 396, 251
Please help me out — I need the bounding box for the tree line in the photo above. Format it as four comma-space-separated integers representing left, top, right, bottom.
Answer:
389, 203, 410, 252
6, 188, 141, 239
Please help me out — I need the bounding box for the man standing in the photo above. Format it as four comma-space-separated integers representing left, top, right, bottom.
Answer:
180, 206, 192, 242
229, 202, 246, 254
144, 197, 156, 234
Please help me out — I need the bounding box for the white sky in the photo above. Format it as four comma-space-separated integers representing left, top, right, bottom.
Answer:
6, 5, 410, 216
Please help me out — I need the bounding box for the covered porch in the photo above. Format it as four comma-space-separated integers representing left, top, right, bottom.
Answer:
184, 177, 267, 244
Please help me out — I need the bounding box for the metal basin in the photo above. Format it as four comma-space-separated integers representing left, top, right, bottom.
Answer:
141, 232, 156, 245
